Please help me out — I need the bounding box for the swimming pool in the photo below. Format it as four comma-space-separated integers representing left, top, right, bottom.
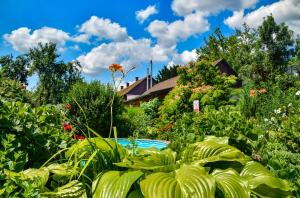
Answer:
117, 138, 169, 150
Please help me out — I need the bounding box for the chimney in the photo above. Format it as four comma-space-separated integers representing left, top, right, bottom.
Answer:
150, 60, 153, 88
135, 77, 139, 81
120, 85, 124, 90
146, 67, 149, 90
126, 82, 130, 87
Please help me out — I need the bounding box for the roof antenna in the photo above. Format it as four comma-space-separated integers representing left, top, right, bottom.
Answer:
146, 67, 149, 91
150, 60, 153, 88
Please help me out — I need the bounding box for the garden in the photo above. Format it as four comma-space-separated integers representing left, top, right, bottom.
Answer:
0, 15, 300, 197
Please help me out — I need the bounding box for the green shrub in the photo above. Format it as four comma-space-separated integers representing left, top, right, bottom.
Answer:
260, 141, 300, 195
64, 81, 124, 137
0, 78, 32, 104
140, 98, 161, 122
0, 100, 71, 171
118, 106, 151, 138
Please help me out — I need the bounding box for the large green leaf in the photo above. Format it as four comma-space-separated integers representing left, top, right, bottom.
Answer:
212, 169, 250, 198
47, 163, 73, 176
92, 170, 144, 198
240, 161, 294, 197
181, 141, 250, 165
41, 180, 87, 198
115, 148, 177, 172
140, 165, 215, 198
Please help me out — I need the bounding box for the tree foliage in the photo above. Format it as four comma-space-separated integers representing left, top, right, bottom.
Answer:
28, 43, 82, 105
155, 64, 179, 83
198, 15, 295, 84
0, 55, 29, 85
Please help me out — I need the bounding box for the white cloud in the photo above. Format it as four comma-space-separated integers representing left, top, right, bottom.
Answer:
171, 0, 258, 16
79, 16, 128, 42
72, 34, 90, 43
3, 27, 70, 52
168, 49, 197, 66
77, 38, 170, 75
135, 5, 158, 24
224, 0, 300, 34
148, 11, 209, 48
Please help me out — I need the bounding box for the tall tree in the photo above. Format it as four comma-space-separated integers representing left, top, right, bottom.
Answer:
257, 15, 294, 73
155, 65, 179, 83
28, 42, 82, 104
0, 55, 29, 85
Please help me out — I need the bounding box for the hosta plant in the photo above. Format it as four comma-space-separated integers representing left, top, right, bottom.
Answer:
2, 137, 295, 197
93, 139, 295, 198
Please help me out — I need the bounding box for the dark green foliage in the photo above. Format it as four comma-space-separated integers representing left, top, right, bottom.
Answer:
154, 64, 179, 83
64, 81, 124, 137
28, 43, 82, 105
0, 55, 29, 85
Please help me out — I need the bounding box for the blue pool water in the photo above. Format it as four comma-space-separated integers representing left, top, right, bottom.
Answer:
117, 138, 169, 150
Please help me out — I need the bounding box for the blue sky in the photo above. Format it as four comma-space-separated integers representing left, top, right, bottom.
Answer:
1, 0, 298, 89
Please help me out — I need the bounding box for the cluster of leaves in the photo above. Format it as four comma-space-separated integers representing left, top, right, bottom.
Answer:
64, 81, 125, 137
1, 137, 295, 197
0, 100, 72, 172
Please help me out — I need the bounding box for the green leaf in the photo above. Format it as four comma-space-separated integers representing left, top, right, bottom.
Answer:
115, 149, 177, 172
241, 161, 294, 197
66, 137, 125, 159
92, 170, 143, 198
212, 169, 250, 198
47, 163, 73, 176
140, 165, 216, 198
41, 180, 87, 198
181, 141, 250, 166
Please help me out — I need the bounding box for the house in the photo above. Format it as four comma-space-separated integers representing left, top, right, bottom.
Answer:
120, 59, 239, 106
124, 76, 179, 106
118, 76, 155, 101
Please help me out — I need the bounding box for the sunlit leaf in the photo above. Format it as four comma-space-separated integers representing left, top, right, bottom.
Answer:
92, 170, 143, 198
140, 165, 215, 198
181, 141, 250, 165
115, 148, 177, 172
212, 169, 250, 198
241, 161, 294, 197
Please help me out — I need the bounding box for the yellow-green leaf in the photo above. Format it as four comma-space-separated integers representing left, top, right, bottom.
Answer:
92, 170, 143, 198
140, 165, 216, 198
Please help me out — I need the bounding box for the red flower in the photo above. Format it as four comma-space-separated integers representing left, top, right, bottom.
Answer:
63, 122, 72, 132
73, 134, 85, 140
66, 104, 72, 110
